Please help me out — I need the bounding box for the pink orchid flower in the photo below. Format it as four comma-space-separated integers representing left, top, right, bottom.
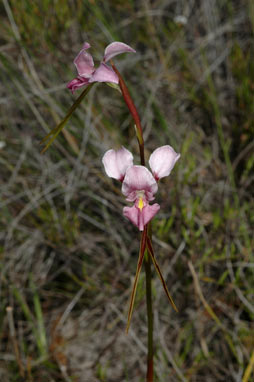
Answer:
102, 145, 180, 231
67, 42, 136, 93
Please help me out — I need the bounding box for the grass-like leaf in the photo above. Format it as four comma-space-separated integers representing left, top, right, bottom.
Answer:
147, 237, 178, 312
30, 277, 48, 357
40, 84, 94, 154
12, 286, 48, 357
126, 225, 147, 333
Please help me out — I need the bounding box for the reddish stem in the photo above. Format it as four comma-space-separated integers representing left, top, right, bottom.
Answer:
112, 63, 153, 381
147, 358, 154, 382
111, 62, 145, 166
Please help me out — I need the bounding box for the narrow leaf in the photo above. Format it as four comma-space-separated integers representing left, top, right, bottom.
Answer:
40, 84, 94, 153
126, 225, 147, 333
30, 277, 48, 356
147, 238, 178, 312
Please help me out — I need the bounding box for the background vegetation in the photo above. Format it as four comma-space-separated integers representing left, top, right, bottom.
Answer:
0, 0, 254, 381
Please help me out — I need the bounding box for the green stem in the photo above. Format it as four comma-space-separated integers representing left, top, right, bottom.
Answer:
144, 249, 153, 382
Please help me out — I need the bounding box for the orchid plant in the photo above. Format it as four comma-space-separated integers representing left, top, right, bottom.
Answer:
41, 40, 180, 382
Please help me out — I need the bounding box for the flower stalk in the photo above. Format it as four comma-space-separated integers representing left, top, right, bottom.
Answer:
111, 62, 145, 166
103, 62, 179, 382
145, 235, 154, 382
112, 65, 154, 381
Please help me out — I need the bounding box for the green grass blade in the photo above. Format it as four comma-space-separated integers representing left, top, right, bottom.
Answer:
30, 278, 48, 357
40, 84, 94, 153
12, 286, 35, 323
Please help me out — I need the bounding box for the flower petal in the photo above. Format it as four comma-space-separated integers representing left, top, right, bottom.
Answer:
122, 166, 158, 200
149, 145, 180, 180
123, 203, 160, 231
103, 42, 136, 63
123, 205, 139, 229
142, 203, 160, 226
102, 146, 133, 181
67, 77, 89, 93
89, 63, 119, 84
74, 43, 94, 77
82, 42, 91, 50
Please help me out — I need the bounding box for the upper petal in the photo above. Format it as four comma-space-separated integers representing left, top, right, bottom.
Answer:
82, 42, 91, 50
103, 42, 136, 63
122, 166, 158, 199
102, 146, 133, 181
89, 63, 119, 84
74, 43, 95, 77
149, 145, 180, 180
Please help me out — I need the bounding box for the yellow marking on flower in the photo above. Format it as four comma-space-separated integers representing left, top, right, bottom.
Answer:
138, 197, 144, 210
